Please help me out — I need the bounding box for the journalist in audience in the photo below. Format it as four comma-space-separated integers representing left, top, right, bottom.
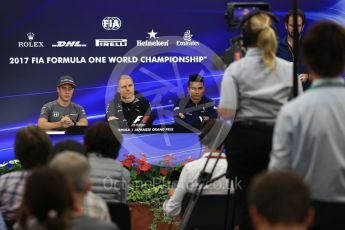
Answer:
84, 122, 130, 203
269, 21, 345, 230
248, 171, 314, 230
50, 151, 118, 229
0, 126, 51, 227
51, 139, 87, 159
51, 140, 111, 223
163, 119, 230, 217
17, 167, 74, 230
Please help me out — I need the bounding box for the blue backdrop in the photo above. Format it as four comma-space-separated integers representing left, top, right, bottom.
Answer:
1, 0, 345, 163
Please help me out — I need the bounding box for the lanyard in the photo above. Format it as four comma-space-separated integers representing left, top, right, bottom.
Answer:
204, 153, 227, 159
309, 80, 345, 90
206, 156, 226, 159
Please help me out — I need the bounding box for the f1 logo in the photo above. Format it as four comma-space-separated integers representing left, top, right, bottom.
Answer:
132, 116, 143, 124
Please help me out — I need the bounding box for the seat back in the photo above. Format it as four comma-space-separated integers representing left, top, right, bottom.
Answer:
181, 192, 232, 230
106, 202, 131, 230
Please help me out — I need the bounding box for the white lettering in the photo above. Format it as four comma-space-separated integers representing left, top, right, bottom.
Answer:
88, 56, 107, 63
46, 57, 87, 64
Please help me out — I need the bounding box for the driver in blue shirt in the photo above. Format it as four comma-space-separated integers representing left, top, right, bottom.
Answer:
173, 74, 217, 127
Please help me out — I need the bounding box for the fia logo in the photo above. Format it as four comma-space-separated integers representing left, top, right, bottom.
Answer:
102, 17, 121, 30
53, 111, 60, 117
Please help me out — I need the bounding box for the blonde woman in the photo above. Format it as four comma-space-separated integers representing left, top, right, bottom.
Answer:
218, 12, 302, 230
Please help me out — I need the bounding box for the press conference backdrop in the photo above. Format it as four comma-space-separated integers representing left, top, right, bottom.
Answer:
1, 0, 344, 163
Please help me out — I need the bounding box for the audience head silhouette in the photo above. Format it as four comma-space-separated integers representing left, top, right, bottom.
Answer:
302, 21, 345, 78
84, 121, 123, 158
248, 171, 314, 230
15, 125, 52, 170
19, 167, 74, 230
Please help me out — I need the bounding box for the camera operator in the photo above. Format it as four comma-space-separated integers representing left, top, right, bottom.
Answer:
277, 9, 312, 90
218, 12, 302, 230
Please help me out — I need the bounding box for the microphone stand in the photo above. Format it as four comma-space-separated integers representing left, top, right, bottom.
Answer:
203, 171, 236, 230
180, 150, 233, 230
292, 0, 300, 98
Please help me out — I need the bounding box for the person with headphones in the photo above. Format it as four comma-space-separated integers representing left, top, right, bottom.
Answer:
162, 119, 230, 217
218, 12, 302, 230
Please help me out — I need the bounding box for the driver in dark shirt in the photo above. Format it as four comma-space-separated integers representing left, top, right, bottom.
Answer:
106, 75, 151, 127
173, 74, 217, 127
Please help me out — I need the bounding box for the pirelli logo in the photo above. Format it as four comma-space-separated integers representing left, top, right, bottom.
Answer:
95, 39, 128, 47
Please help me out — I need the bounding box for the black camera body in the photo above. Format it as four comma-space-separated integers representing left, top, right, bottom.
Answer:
225, 2, 271, 29
214, 2, 275, 68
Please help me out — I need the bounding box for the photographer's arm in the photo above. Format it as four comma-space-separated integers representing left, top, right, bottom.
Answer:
217, 108, 236, 120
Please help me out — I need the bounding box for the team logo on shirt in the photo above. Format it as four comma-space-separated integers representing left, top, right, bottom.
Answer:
117, 104, 122, 113
40, 107, 46, 115
53, 111, 59, 117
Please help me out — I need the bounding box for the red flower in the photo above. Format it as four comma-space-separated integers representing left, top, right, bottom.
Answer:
163, 154, 176, 161
135, 156, 151, 172
139, 162, 151, 171
127, 155, 135, 160
136, 158, 146, 165
163, 161, 173, 167
162, 154, 176, 167
122, 159, 133, 168
138, 153, 147, 161
160, 168, 168, 176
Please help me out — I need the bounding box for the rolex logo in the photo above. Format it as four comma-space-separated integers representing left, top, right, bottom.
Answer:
18, 32, 44, 48
27, 32, 35, 41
